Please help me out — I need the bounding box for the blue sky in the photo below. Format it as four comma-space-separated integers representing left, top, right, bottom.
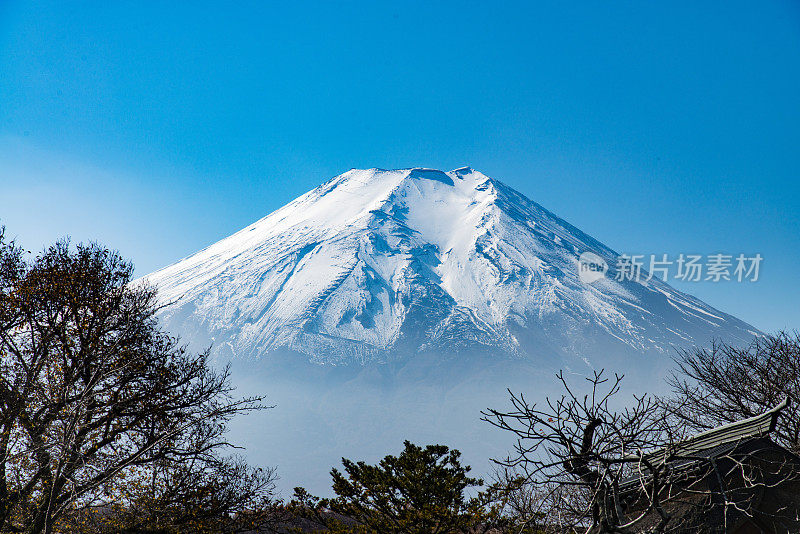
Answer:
1, 1, 799, 332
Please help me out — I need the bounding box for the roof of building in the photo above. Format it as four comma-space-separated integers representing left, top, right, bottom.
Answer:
644, 397, 790, 466
619, 398, 791, 491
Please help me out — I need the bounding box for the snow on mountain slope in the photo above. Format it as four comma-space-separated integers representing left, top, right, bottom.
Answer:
143, 167, 758, 367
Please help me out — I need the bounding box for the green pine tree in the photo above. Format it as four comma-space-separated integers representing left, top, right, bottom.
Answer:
291, 441, 494, 533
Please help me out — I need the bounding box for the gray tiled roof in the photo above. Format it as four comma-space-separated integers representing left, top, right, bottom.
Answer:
645, 397, 789, 466
619, 398, 790, 491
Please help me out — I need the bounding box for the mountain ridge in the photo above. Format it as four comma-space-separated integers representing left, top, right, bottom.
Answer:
142, 167, 758, 368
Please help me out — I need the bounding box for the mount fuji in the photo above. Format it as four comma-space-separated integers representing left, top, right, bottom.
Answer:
141, 167, 758, 494
145, 167, 756, 366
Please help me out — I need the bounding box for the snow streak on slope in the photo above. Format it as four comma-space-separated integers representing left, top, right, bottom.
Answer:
144, 167, 758, 366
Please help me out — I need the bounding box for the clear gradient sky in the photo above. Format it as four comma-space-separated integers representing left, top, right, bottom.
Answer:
1, 1, 799, 332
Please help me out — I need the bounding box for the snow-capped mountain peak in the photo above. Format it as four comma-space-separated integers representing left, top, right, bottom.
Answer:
143, 167, 757, 367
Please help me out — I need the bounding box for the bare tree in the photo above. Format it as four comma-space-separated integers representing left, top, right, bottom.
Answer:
484, 367, 800, 533
69, 455, 279, 533
482, 370, 683, 533
664, 332, 800, 451
0, 234, 275, 534
485, 467, 557, 533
